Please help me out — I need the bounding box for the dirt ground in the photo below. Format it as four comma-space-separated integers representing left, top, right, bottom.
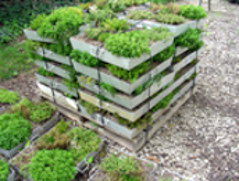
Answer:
0, 1, 238, 180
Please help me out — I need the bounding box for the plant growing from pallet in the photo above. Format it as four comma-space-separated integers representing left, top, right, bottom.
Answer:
0, 158, 15, 181
10, 120, 105, 180
0, 88, 20, 105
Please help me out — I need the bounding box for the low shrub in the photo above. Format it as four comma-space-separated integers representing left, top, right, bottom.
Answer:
0, 113, 32, 150
0, 88, 20, 104
28, 149, 77, 181
0, 159, 9, 181
180, 5, 207, 20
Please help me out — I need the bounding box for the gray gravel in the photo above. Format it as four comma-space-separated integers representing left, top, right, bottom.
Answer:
108, 1, 239, 181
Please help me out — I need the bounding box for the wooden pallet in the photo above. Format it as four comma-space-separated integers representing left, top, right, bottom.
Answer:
39, 82, 197, 152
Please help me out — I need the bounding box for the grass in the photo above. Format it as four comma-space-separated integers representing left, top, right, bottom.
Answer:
0, 41, 34, 81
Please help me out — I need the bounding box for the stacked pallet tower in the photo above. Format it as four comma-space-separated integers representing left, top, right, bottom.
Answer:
24, 2, 206, 151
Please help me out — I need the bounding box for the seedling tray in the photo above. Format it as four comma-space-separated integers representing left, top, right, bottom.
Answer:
24, 29, 55, 43
36, 47, 72, 66
0, 112, 59, 158
70, 36, 174, 70
78, 64, 196, 122
78, 70, 175, 110
35, 73, 78, 97
73, 57, 172, 95
35, 60, 72, 80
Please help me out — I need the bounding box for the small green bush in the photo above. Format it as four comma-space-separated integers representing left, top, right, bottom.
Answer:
30, 102, 56, 123
70, 50, 98, 67
100, 154, 141, 181
127, 10, 154, 20
28, 149, 77, 181
0, 159, 9, 181
102, 18, 129, 31
155, 13, 186, 25
0, 88, 20, 104
175, 28, 203, 51
0, 113, 32, 150
37, 7, 83, 42
30, 14, 47, 30
180, 5, 207, 20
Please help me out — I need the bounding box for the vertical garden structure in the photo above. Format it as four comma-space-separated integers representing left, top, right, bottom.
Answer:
24, 2, 206, 151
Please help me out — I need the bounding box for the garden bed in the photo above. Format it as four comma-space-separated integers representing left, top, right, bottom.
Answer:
70, 34, 174, 70
10, 121, 105, 180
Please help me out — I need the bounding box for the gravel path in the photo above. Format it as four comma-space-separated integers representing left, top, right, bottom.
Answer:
109, 1, 239, 181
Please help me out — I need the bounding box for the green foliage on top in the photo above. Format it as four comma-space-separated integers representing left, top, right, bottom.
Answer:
28, 149, 77, 181
180, 5, 207, 20
100, 154, 142, 181
102, 18, 129, 31
151, 88, 178, 112
36, 7, 83, 42
70, 50, 98, 67
105, 27, 171, 58
0, 159, 9, 181
175, 28, 203, 51
67, 127, 101, 161
153, 44, 175, 62
106, 61, 150, 83
9, 98, 55, 123
0, 42, 34, 80
127, 10, 154, 20
116, 112, 152, 129
30, 14, 47, 30
155, 13, 186, 25
0, 113, 32, 150
30, 102, 56, 123
0, 88, 20, 104
37, 67, 55, 77
100, 82, 117, 95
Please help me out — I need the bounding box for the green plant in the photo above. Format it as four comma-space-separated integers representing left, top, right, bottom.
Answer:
79, 100, 100, 115
67, 127, 101, 161
151, 89, 179, 112
106, 61, 150, 83
41, 43, 72, 56
36, 121, 69, 150
28, 149, 77, 181
102, 18, 129, 31
153, 44, 175, 62
30, 14, 47, 30
180, 5, 207, 20
37, 67, 55, 77
116, 112, 152, 129
29, 102, 56, 123
127, 10, 154, 20
37, 7, 83, 42
0, 113, 32, 150
0, 159, 9, 181
100, 82, 117, 95
0, 88, 20, 104
63, 79, 79, 91
100, 154, 142, 181
70, 50, 98, 67
155, 13, 186, 25
175, 28, 203, 51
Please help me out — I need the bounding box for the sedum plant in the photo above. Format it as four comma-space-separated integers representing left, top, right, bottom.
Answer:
0, 159, 9, 181
0, 88, 20, 104
0, 113, 32, 150
37, 7, 83, 42
28, 149, 77, 181
102, 18, 129, 31
70, 50, 98, 67
175, 28, 203, 51
180, 5, 207, 20
100, 154, 142, 181
155, 13, 186, 25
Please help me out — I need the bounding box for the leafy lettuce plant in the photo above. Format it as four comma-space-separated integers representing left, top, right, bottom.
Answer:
0, 159, 9, 181
0, 88, 20, 104
175, 28, 203, 51
180, 5, 207, 20
0, 113, 32, 150
70, 50, 98, 67
28, 149, 77, 181
37, 7, 83, 42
